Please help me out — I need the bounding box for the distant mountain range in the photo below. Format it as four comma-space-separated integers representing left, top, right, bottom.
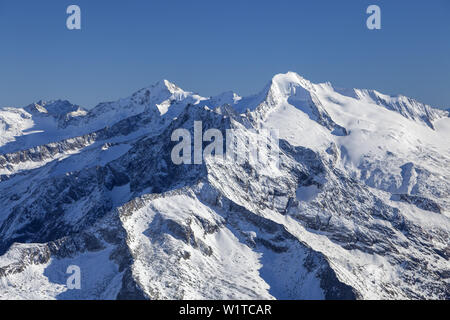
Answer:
0, 72, 448, 300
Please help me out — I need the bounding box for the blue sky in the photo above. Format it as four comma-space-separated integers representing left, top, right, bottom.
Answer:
0, 0, 449, 109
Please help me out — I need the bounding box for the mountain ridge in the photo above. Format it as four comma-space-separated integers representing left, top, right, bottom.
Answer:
0, 72, 448, 300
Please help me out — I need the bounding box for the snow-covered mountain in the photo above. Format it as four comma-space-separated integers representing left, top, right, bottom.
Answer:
0, 72, 449, 300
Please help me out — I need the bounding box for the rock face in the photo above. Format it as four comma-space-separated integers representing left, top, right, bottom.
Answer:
0, 72, 449, 300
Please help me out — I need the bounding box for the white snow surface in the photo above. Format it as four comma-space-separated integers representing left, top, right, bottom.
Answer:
0, 72, 449, 300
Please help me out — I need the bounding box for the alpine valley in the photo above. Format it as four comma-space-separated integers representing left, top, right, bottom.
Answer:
0, 72, 448, 300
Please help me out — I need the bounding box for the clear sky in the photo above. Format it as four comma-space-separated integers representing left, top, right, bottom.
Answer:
0, 0, 449, 109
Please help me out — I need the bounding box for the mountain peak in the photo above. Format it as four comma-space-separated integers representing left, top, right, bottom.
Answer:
262, 72, 316, 102
129, 79, 190, 107
25, 99, 83, 117
271, 72, 313, 90
231, 72, 314, 114
151, 79, 181, 94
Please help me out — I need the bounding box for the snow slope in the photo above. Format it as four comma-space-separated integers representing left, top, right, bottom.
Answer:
0, 72, 448, 300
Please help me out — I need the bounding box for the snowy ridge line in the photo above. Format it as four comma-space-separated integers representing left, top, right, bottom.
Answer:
0, 72, 448, 300
0, 108, 160, 175
0, 133, 97, 171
